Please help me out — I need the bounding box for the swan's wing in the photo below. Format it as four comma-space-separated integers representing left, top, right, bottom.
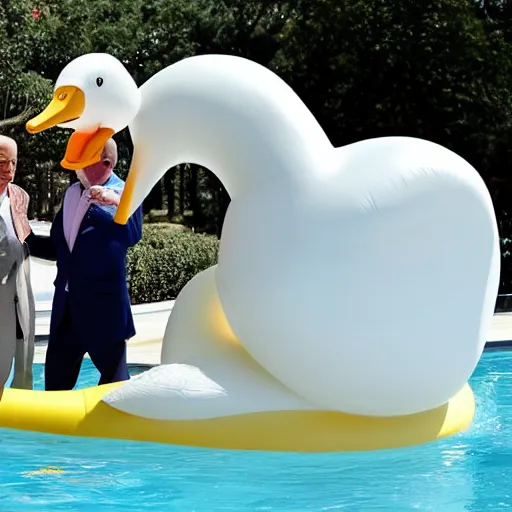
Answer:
103, 352, 314, 420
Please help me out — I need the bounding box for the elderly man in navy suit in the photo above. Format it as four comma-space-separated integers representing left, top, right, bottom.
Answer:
26, 138, 143, 390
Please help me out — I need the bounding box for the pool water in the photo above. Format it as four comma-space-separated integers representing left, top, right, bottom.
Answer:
0, 352, 511, 512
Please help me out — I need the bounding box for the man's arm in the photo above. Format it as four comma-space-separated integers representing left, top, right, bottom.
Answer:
110, 204, 144, 248
24, 210, 60, 261
126, 204, 143, 247
25, 231, 58, 261
88, 185, 143, 247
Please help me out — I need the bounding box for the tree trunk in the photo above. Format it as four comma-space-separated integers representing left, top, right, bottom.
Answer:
164, 170, 175, 220
179, 166, 185, 214
0, 108, 35, 131
189, 165, 198, 228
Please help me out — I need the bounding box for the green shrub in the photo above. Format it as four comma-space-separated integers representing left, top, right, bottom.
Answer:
127, 224, 219, 304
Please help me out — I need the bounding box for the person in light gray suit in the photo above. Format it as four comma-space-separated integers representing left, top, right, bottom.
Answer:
0, 135, 35, 399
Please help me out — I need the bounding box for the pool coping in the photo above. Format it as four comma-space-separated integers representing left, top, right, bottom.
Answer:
31, 303, 512, 364
119, 340, 512, 369
31, 333, 512, 367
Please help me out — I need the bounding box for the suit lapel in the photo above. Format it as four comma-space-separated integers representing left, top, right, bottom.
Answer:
7, 183, 31, 243
63, 182, 92, 253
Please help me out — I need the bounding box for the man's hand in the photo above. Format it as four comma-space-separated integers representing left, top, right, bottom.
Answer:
88, 186, 120, 206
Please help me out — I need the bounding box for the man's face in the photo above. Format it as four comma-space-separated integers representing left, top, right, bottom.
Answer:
76, 158, 112, 188
0, 144, 16, 188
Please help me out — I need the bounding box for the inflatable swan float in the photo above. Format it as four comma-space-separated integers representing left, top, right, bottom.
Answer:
0, 53, 499, 451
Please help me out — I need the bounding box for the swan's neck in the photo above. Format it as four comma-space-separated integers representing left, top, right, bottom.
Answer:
130, 55, 332, 199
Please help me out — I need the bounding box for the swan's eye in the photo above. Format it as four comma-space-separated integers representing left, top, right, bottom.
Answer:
96, 77, 103, 87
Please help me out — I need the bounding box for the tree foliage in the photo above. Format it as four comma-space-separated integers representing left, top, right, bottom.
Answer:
1, 0, 512, 290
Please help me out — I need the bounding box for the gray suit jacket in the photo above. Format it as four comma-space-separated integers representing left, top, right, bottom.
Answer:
8, 183, 35, 389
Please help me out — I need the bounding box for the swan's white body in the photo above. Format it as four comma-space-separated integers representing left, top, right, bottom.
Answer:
11, 52, 499, 451
105, 54, 499, 417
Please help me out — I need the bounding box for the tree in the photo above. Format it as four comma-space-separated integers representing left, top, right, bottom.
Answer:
3, 0, 512, 290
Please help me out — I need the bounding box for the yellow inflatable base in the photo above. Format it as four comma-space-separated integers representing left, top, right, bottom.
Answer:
0, 383, 475, 452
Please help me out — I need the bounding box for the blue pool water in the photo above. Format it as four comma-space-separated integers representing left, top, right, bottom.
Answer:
0, 352, 511, 511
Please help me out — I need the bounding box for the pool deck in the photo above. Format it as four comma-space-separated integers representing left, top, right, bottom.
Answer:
484, 312, 512, 349
32, 309, 512, 365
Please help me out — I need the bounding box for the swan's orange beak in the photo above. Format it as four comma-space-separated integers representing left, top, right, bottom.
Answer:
26, 86, 114, 170
26, 86, 85, 134
59, 128, 115, 170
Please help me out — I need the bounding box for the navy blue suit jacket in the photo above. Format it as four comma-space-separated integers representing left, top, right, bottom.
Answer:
26, 173, 143, 348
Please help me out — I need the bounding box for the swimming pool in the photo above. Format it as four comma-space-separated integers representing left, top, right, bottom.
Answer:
0, 352, 510, 512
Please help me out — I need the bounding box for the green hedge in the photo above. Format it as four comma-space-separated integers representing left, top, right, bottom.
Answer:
127, 224, 219, 305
